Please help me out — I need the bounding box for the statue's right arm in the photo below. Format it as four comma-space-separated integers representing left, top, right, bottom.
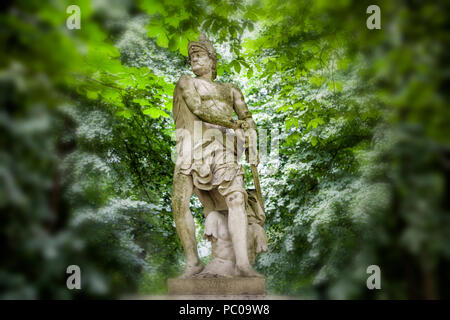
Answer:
177, 75, 239, 129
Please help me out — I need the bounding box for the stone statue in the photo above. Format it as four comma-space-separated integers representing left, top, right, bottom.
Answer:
172, 33, 267, 280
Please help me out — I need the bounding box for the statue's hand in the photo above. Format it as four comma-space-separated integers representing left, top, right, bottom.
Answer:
240, 120, 250, 130
233, 119, 248, 130
233, 118, 256, 131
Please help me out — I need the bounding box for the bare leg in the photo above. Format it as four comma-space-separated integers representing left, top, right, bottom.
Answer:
194, 188, 217, 218
226, 191, 263, 278
172, 172, 203, 278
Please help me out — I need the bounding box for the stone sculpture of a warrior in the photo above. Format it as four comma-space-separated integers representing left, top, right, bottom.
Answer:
172, 33, 267, 279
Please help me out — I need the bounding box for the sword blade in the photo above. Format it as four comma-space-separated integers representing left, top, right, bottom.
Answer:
251, 164, 265, 213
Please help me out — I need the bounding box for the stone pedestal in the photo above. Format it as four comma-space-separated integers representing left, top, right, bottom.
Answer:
168, 277, 266, 295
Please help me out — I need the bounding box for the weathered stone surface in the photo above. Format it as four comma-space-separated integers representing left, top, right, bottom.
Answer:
168, 277, 266, 295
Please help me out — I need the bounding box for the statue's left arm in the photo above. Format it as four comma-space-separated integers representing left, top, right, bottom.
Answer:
231, 85, 259, 165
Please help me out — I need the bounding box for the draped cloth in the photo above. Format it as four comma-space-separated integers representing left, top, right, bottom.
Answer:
177, 126, 248, 209
173, 78, 248, 209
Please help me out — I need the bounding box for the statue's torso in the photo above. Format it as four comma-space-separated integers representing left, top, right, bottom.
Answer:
173, 75, 242, 175
192, 78, 234, 121
173, 76, 234, 132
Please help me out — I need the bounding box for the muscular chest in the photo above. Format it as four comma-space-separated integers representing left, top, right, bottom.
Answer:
193, 79, 233, 105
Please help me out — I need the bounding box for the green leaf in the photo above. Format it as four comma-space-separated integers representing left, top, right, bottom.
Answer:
337, 58, 351, 70
247, 67, 253, 78
133, 98, 151, 106
86, 90, 98, 100
156, 33, 169, 48
277, 105, 290, 112
285, 117, 299, 129
148, 24, 165, 38
139, 0, 167, 16
143, 108, 169, 119
293, 102, 304, 110
310, 76, 325, 87
307, 118, 325, 129
116, 109, 133, 119
232, 60, 241, 74
162, 83, 175, 95
217, 64, 225, 76
178, 36, 189, 56
168, 35, 179, 51
164, 100, 173, 110
286, 132, 300, 145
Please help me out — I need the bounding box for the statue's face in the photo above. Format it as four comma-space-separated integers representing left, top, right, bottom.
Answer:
189, 48, 213, 77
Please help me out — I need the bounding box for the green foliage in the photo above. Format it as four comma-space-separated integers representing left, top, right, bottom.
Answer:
242, 0, 450, 299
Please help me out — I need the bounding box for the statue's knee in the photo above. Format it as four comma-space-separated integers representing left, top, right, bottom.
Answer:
226, 192, 245, 208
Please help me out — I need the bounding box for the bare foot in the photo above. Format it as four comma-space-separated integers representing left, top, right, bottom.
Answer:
177, 263, 204, 279
236, 264, 264, 278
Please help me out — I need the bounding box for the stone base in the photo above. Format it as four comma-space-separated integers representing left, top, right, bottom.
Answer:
168, 277, 266, 295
